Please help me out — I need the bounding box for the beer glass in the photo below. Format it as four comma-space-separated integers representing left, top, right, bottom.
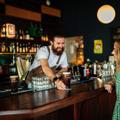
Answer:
10, 75, 19, 93
62, 72, 71, 90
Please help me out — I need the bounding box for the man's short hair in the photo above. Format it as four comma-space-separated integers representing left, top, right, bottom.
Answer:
49, 35, 65, 42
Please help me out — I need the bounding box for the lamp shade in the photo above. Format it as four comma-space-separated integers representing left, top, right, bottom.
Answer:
97, 4, 116, 24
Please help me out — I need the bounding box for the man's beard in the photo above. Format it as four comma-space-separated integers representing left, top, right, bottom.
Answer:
52, 45, 64, 55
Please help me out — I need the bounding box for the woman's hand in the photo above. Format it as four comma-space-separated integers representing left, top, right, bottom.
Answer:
55, 79, 66, 90
104, 84, 112, 93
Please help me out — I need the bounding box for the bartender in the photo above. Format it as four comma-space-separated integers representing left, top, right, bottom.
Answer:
25, 35, 69, 90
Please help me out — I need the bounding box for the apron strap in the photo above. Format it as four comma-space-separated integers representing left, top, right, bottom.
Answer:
47, 46, 62, 65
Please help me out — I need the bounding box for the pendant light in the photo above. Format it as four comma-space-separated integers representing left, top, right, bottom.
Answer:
97, 4, 116, 24
46, 0, 51, 6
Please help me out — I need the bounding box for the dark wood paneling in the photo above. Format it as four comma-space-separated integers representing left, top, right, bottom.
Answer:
0, 0, 5, 3
77, 90, 116, 120
36, 106, 74, 120
5, 5, 41, 22
41, 5, 61, 17
0, 80, 116, 120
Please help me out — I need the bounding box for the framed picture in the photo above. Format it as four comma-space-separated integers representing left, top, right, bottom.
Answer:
5, 23, 15, 38
94, 40, 103, 54
8, 24, 15, 35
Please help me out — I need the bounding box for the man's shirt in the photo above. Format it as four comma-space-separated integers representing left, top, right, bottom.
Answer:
29, 46, 68, 71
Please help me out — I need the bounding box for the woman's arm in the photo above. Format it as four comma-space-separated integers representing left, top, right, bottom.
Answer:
104, 80, 115, 93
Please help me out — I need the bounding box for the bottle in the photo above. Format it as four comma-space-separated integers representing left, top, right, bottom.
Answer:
93, 62, 97, 77
71, 65, 75, 80
41, 35, 46, 42
86, 65, 90, 79
79, 65, 84, 80
82, 64, 90, 80
9, 43, 13, 53
76, 66, 81, 81
97, 63, 102, 78
1, 42, 6, 52
5, 43, 9, 53
89, 64, 93, 77
83, 64, 87, 80
0, 43, 1, 52
1, 24, 6, 37
22, 43, 26, 53
19, 29, 23, 40
86, 58, 91, 67
25, 43, 28, 53
19, 43, 23, 53
102, 61, 108, 83
9, 55, 17, 75
45, 34, 48, 41
15, 30, 19, 39
25, 30, 30, 40
16, 42, 19, 53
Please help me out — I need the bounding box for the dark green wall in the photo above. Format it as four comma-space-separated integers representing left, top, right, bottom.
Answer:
1, 0, 120, 63
61, 0, 120, 62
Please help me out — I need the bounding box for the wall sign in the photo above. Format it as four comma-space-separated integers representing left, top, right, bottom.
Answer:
94, 40, 103, 54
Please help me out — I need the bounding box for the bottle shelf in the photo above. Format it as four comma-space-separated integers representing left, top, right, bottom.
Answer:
0, 37, 50, 45
0, 52, 35, 55
0, 37, 50, 54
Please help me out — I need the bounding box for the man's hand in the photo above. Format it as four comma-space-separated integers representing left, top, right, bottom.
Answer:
55, 79, 66, 90
104, 84, 112, 93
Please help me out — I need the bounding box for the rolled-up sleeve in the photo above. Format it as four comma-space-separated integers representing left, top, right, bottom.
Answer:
35, 47, 49, 61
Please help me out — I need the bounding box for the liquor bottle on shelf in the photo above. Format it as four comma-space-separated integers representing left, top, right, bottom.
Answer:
5, 43, 9, 53
15, 30, 19, 39
0, 43, 2, 52
16, 42, 19, 53
45, 34, 49, 42
9, 45, 17, 75
41, 34, 46, 42
1, 24, 6, 38
9, 43, 13, 53
22, 43, 26, 53
19, 43, 23, 53
25, 30, 30, 40
18, 29, 23, 40
25, 43, 28, 53
1, 42, 6, 52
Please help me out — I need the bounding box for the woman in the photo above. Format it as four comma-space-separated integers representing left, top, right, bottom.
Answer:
104, 39, 120, 120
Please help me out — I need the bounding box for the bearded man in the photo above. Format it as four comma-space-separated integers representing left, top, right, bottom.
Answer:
25, 35, 69, 90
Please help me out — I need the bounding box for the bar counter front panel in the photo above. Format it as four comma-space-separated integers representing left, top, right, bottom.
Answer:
0, 79, 116, 120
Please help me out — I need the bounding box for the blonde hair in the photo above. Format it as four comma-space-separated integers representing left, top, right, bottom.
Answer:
114, 39, 120, 71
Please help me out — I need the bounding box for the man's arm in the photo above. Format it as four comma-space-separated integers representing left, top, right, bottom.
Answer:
40, 59, 55, 80
40, 59, 66, 90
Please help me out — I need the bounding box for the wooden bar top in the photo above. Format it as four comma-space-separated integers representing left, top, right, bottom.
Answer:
0, 78, 115, 120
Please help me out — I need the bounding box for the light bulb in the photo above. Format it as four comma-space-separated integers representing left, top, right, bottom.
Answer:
46, 0, 51, 6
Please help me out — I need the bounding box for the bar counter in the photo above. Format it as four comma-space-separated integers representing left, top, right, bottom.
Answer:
0, 78, 116, 120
